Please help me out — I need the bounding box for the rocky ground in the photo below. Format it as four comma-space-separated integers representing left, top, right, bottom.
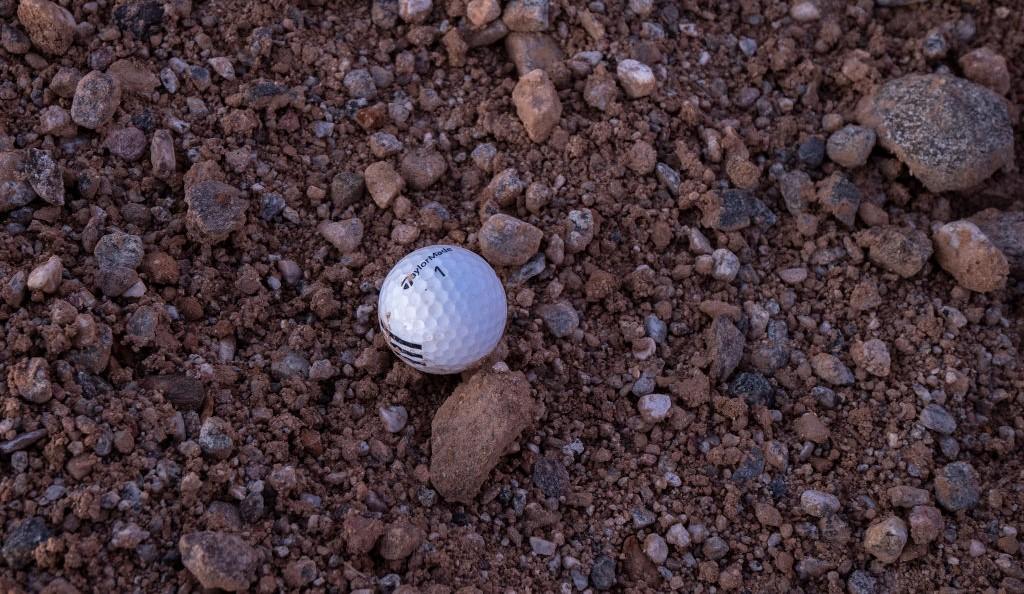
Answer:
1, 0, 1023, 592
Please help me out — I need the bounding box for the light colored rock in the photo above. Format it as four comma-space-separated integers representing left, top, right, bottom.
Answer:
478, 213, 543, 267
637, 393, 671, 423
933, 220, 1008, 293
826, 125, 876, 168
364, 161, 405, 208
617, 59, 656, 98
863, 517, 907, 564
467, 0, 501, 27
27, 256, 62, 293
318, 218, 363, 254
179, 532, 260, 592
512, 69, 561, 143
801, 489, 840, 517
502, 0, 549, 32
17, 0, 75, 54
399, 0, 433, 24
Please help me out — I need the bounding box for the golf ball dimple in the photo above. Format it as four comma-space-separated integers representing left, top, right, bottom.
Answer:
378, 245, 507, 374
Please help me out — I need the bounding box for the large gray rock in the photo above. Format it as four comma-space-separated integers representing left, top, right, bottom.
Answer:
857, 74, 1013, 192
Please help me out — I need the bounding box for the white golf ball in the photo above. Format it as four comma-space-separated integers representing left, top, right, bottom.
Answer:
378, 245, 507, 374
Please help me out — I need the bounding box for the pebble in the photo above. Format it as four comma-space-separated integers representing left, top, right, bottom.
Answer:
25, 148, 64, 205
856, 73, 1013, 192
478, 213, 543, 267
207, 57, 235, 80
502, 0, 549, 32
9, 357, 53, 403
817, 172, 861, 228
797, 136, 826, 168
467, 0, 501, 27
584, 66, 618, 112
889, 485, 930, 508
1, 181, 34, 214
801, 489, 840, 517
312, 121, 334, 139
512, 69, 561, 143
369, 132, 403, 158
777, 266, 808, 285
850, 338, 891, 377
934, 461, 980, 511
150, 129, 175, 178
198, 417, 234, 460
847, 570, 878, 594
655, 163, 681, 196
482, 168, 525, 207
637, 393, 671, 423
1, 22, 31, 54
430, 369, 536, 503
537, 302, 579, 337
700, 188, 760, 231
666, 523, 690, 549
857, 226, 933, 279
705, 316, 745, 382
529, 536, 556, 556
364, 161, 404, 208
380, 521, 424, 560
318, 218, 363, 254
778, 170, 813, 215
185, 180, 247, 243
71, 71, 122, 130
471, 143, 497, 172
144, 374, 204, 410
398, 0, 432, 24
1, 516, 49, 568
399, 148, 447, 190
331, 171, 365, 208
794, 412, 830, 443
283, 558, 318, 589
590, 554, 617, 590
810, 353, 854, 385
729, 372, 774, 406
343, 68, 377, 99
179, 531, 260, 592
49, 67, 81, 98
17, 0, 75, 54
113, 0, 165, 39
909, 505, 944, 544
863, 516, 907, 564
710, 248, 740, 282
532, 456, 569, 497
565, 208, 596, 253
626, 140, 657, 175
933, 220, 1008, 293
379, 405, 408, 433
826, 125, 876, 168
95, 230, 143, 272
790, 1, 820, 21
919, 404, 957, 435
703, 536, 730, 560
27, 255, 63, 293
958, 47, 1010, 96
643, 533, 668, 564
105, 127, 147, 161
616, 59, 656, 98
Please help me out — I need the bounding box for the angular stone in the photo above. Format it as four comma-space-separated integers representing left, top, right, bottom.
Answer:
105, 127, 147, 161
826, 125, 876, 168
478, 213, 543, 267
817, 172, 861, 227
958, 47, 1010, 96
850, 338, 891, 377
185, 181, 247, 243
857, 226, 933, 278
908, 505, 944, 544
318, 218, 363, 254
512, 69, 561, 143
863, 517, 907, 564
502, 0, 548, 32
934, 461, 980, 511
25, 148, 64, 205
801, 489, 840, 517
8, 357, 52, 403
430, 369, 536, 503
364, 161, 404, 208
399, 148, 447, 190
505, 32, 562, 77
179, 532, 259, 592
617, 59, 656, 98
537, 302, 578, 338
811, 353, 853, 385
27, 255, 62, 293
705, 316, 744, 382
150, 129, 176, 179
144, 374, 205, 410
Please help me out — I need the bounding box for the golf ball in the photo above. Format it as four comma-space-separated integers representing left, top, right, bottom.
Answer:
378, 245, 507, 374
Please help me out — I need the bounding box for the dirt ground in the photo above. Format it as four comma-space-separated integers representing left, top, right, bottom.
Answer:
1, 0, 1023, 592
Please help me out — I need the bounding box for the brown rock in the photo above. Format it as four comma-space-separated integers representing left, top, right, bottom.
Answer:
17, 0, 75, 54
888, 485, 930, 508
342, 514, 383, 555
502, 0, 549, 32
933, 220, 1008, 293
380, 521, 425, 560
107, 59, 160, 96
817, 172, 861, 228
958, 47, 1011, 96
794, 412, 829, 443
8, 357, 52, 404
364, 161, 405, 208
755, 502, 783, 527
430, 369, 536, 503
512, 69, 561, 143
179, 532, 260, 592
705, 316, 745, 382
150, 129, 176, 179
863, 517, 908, 564
850, 338, 891, 377
478, 213, 543, 267
810, 353, 854, 385
25, 149, 64, 205
399, 149, 447, 190
105, 127, 147, 161
185, 181, 247, 244
318, 218, 364, 254
908, 505, 943, 544
144, 374, 205, 410
623, 535, 661, 585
